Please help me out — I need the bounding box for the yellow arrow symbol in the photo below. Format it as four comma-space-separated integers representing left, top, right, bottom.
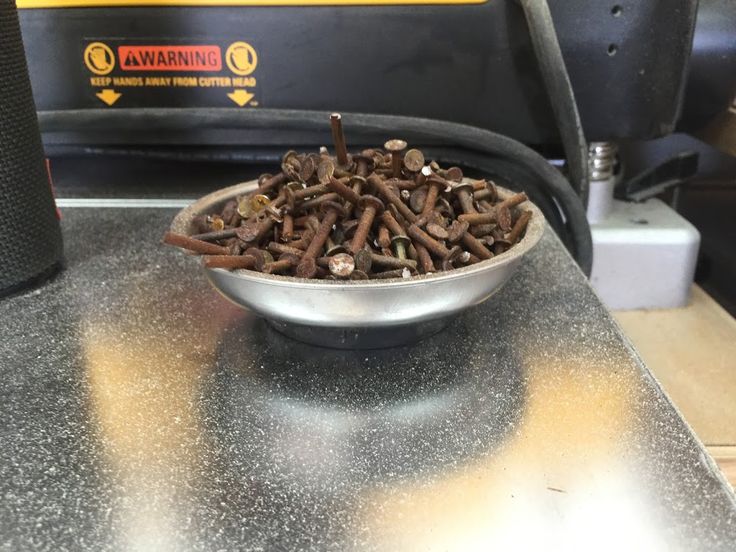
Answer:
227, 89, 254, 107
96, 89, 121, 106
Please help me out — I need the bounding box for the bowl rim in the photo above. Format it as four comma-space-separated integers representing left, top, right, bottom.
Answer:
170, 178, 545, 290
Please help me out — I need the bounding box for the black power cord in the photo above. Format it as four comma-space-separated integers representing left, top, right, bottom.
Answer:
39, 108, 593, 275
519, 0, 590, 206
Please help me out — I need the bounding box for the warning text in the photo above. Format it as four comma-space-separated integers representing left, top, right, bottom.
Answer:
119, 45, 222, 71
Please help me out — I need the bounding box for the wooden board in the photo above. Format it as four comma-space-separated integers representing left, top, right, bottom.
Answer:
707, 446, 736, 488
613, 286, 736, 486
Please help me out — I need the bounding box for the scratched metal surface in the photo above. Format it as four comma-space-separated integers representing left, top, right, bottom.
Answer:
1, 206, 735, 551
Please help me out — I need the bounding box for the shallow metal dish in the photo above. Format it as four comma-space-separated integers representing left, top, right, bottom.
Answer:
170, 179, 545, 348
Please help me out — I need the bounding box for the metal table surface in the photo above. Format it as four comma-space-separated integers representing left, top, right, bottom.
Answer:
1, 194, 736, 550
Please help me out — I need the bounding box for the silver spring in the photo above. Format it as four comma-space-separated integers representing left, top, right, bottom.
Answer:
588, 142, 618, 181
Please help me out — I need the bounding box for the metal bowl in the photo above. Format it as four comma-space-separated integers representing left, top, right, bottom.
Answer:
170, 179, 544, 348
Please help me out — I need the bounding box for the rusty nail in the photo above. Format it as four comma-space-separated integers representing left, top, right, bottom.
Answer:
190, 228, 237, 242
497, 206, 513, 232
407, 224, 450, 258
473, 181, 499, 202
445, 166, 464, 182
294, 182, 330, 200
299, 155, 316, 181
267, 241, 305, 258
295, 201, 346, 278
498, 192, 528, 209
393, 178, 421, 191
457, 204, 511, 228
325, 244, 349, 256
327, 176, 362, 205
369, 252, 417, 270
259, 172, 288, 194
377, 224, 391, 249
415, 243, 435, 273
263, 254, 299, 274
298, 192, 341, 212
415, 165, 433, 188
353, 154, 373, 178
380, 210, 404, 236
493, 237, 512, 256
371, 268, 412, 279
288, 227, 315, 250
354, 248, 373, 273
440, 245, 463, 271
369, 174, 417, 223
202, 254, 257, 270
403, 148, 425, 172
409, 187, 428, 214
282, 214, 295, 240
163, 231, 230, 256
350, 195, 385, 254
452, 181, 476, 214
191, 214, 212, 234
469, 224, 494, 238
209, 216, 225, 232
461, 232, 493, 260
330, 113, 350, 167
328, 252, 355, 278
317, 158, 336, 183
243, 247, 274, 271
426, 222, 449, 240
421, 176, 447, 217
384, 139, 408, 178
221, 199, 239, 226
390, 235, 411, 260
235, 217, 274, 244
506, 210, 532, 244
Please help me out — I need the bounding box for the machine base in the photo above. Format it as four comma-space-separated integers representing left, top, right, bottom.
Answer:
590, 199, 700, 310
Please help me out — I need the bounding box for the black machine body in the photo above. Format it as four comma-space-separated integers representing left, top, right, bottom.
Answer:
17, 0, 735, 148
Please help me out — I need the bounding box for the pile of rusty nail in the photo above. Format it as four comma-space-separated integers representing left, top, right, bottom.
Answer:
163, 113, 533, 280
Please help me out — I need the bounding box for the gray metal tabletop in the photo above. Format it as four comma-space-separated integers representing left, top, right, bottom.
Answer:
1, 200, 735, 551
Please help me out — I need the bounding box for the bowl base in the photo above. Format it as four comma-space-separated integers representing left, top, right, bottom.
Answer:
266, 316, 456, 349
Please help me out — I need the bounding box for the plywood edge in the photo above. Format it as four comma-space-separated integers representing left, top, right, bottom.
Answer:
707, 446, 736, 487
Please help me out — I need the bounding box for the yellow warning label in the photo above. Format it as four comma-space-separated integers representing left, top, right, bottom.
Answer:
84, 42, 115, 75
88, 75, 257, 88
225, 42, 258, 76
84, 39, 260, 108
